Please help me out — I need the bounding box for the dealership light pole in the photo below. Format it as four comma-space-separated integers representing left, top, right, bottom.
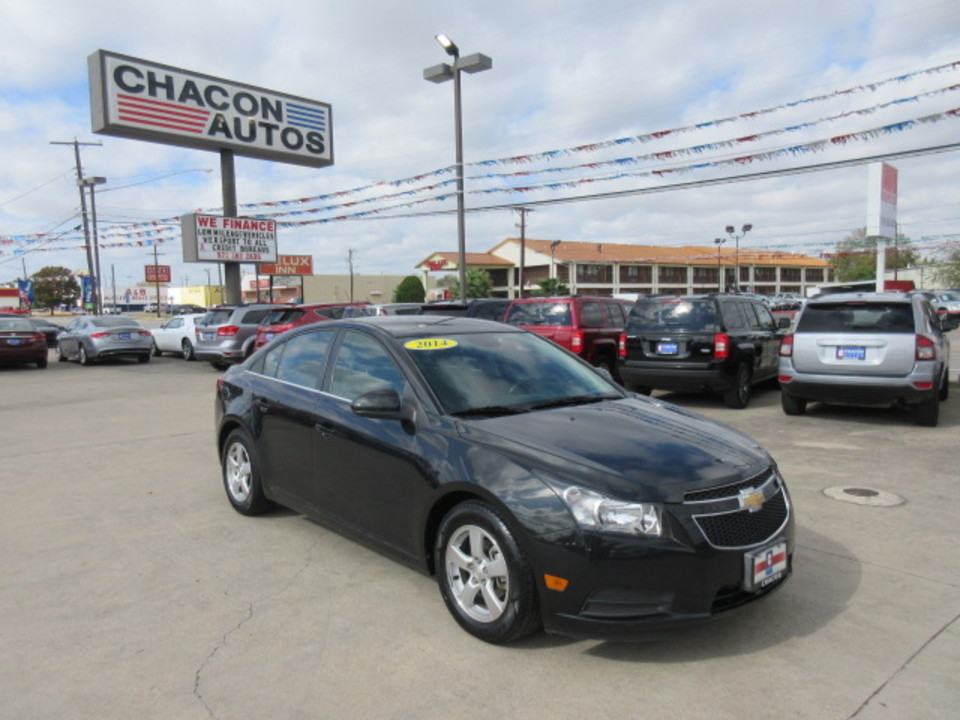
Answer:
424, 34, 492, 302
725, 223, 752, 292
714, 237, 726, 292
80, 176, 107, 314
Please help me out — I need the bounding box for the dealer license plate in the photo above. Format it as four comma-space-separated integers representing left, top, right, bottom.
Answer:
743, 540, 788, 592
203, 332, 214, 341
656, 341, 678, 355
6, 338, 21, 345
265, 332, 274, 340
836, 346, 865, 360
118, 332, 131, 340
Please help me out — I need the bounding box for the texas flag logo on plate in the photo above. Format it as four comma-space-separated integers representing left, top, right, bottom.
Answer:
750, 542, 788, 589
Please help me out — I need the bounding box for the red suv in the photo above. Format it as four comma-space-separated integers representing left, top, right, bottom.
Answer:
253, 303, 370, 349
504, 296, 630, 377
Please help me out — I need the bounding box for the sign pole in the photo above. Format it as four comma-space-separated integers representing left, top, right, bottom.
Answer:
221, 150, 242, 305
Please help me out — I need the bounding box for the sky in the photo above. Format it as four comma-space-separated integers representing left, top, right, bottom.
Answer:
1, 0, 959, 289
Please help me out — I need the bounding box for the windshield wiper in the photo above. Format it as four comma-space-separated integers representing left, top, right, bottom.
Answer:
451, 405, 530, 417
530, 394, 619, 411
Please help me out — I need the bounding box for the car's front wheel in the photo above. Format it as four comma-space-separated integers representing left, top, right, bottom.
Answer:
151, 340, 162, 357
435, 501, 540, 644
221, 429, 272, 515
79, 344, 92, 366
56, 343, 67, 362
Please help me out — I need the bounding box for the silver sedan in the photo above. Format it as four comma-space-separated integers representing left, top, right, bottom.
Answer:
56, 315, 154, 365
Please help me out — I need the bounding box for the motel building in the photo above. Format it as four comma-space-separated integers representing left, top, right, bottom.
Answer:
416, 238, 833, 298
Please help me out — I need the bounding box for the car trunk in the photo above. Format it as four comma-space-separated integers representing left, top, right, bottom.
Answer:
624, 299, 721, 366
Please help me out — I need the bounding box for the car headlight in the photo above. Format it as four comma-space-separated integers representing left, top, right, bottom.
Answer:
560, 486, 663, 537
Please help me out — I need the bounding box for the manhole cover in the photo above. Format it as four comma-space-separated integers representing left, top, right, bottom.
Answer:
823, 486, 905, 507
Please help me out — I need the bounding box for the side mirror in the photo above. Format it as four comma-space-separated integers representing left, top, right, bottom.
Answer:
351, 387, 415, 423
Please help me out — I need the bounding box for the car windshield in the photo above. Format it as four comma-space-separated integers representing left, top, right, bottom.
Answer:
797, 303, 914, 333
505, 302, 572, 326
403, 330, 621, 416
626, 299, 718, 332
91, 316, 140, 328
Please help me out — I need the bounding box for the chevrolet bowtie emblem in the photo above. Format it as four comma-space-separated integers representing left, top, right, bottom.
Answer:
738, 488, 765, 513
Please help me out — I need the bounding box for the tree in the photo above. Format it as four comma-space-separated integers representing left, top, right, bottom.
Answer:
533, 277, 570, 296
448, 268, 493, 299
932, 245, 960, 288
393, 275, 426, 303
830, 227, 919, 282
32, 266, 80, 313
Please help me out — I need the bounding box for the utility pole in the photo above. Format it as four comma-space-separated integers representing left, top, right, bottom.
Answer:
347, 249, 355, 302
513, 207, 532, 298
51, 139, 101, 310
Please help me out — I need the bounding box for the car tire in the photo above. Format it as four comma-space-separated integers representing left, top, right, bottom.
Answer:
781, 392, 807, 416
916, 393, 940, 427
435, 500, 540, 644
723, 363, 752, 409
36, 355, 48, 369
151, 340, 162, 357
211, 360, 229, 371
939, 371, 949, 401
138, 353, 150, 363
221, 428, 273, 515
56, 343, 67, 362
79, 344, 92, 366
182, 339, 196, 361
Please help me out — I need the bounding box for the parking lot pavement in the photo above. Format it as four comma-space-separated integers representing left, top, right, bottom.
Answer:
1, 353, 958, 720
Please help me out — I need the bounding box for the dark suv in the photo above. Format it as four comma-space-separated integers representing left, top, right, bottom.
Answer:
194, 303, 290, 369
504, 296, 630, 376
618, 294, 789, 408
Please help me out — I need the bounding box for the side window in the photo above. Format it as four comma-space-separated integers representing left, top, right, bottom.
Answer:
262, 330, 334, 389
741, 302, 763, 330
605, 302, 626, 326
328, 331, 406, 401
580, 302, 604, 328
169, 318, 183, 329
753, 303, 777, 331
241, 309, 273, 324
720, 302, 746, 330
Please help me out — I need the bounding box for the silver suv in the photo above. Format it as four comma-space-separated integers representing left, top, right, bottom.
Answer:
194, 304, 289, 369
778, 292, 952, 426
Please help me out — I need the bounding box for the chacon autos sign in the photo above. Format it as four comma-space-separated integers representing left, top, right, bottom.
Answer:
88, 50, 333, 168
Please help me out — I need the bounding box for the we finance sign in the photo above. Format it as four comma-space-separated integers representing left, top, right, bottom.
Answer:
89, 50, 333, 168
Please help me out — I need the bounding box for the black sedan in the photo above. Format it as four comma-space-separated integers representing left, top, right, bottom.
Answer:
215, 317, 793, 643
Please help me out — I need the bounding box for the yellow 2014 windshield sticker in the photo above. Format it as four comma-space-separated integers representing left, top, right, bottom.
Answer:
404, 338, 459, 351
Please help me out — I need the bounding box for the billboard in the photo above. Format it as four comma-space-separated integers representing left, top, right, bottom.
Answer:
866, 162, 898, 239
145, 265, 172, 283
259, 255, 314, 276
89, 50, 333, 168
181, 213, 278, 263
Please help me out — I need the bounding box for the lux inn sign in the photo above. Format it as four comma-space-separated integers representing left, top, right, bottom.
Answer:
89, 50, 333, 168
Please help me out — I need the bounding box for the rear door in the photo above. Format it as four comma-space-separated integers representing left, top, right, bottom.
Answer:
792, 301, 917, 376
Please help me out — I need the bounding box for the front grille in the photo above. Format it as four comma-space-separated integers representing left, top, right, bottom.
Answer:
685, 469, 773, 502
694, 490, 788, 549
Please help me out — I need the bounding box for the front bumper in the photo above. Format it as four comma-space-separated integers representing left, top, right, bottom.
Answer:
529, 472, 795, 639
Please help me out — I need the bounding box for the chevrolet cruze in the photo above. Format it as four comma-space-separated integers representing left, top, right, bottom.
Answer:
215, 316, 793, 643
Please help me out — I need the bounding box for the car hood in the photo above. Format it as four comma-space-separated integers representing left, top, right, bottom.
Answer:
456, 396, 772, 503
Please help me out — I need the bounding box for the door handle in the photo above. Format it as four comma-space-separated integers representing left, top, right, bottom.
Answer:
314, 422, 335, 438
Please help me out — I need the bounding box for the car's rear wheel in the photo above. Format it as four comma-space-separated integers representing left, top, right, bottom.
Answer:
723, 363, 752, 409
36, 355, 48, 369
222, 428, 272, 515
138, 353, 150, 363
939, 371, 949, 401
435, 501, 540, 644
182, 339, 195, 361
916, 393, 940, 427
781, 392, 807, 416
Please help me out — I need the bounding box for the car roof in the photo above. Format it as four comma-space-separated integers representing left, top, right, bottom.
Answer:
808, 292, 912, 305
301, 315, 526, 339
